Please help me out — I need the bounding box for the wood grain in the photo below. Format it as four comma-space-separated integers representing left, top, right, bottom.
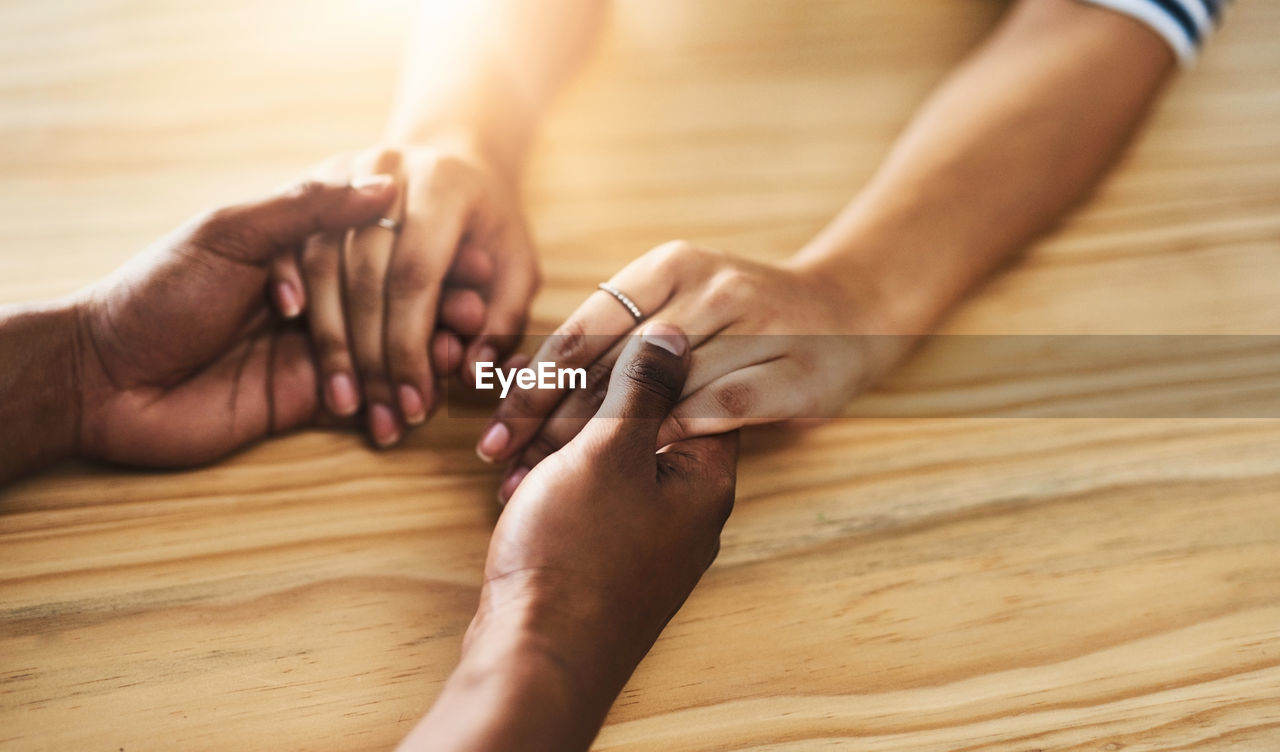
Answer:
2, 0, 1279, 750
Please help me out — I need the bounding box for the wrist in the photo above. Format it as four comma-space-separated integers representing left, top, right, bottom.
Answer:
786, 244, 931, 342
787, 216, 984, 338
401, 578, 619, 752
469, 569, 645, 711
0, 298, 85, 482
388, 122, 527, 183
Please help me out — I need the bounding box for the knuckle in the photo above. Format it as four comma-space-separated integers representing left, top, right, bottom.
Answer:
501, 383, 540, 417
357, 360, 387, 389
369, 146, 404, 173
301, 245, 338, 277
197, 205, 247, 241
584, 360, 614, 405
423, 153, 473, 191
548, 320, 590, 364
432, 152, 466, 174
623, 355, 682, 403
387, 258, 435, 298
387, 339, 426, 372
663, 412, 693, 444
650, 239, 698, 269
713, 382, 755, 418
194, 207, 263, 261
347, 268, 385, 304
792, 347, 818, 376
198, 205, 238, 233
287, 178, 330, 203
313, 330, 349, 359
527, 430, 564, 462
703, 270, 750, 309
713, 481, 736, 523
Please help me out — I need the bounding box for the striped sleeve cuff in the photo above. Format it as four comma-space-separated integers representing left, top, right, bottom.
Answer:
1076, 0, 1228, 67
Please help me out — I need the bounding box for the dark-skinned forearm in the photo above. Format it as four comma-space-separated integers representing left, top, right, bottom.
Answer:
0, 301, 83, 485
791, 0, 1176, 336
396, 598, 629, 752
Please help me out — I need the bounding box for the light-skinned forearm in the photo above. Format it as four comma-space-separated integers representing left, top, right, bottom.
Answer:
791, 0, 1177, 335
386, 0, 607, 176
0, 301, 83, 485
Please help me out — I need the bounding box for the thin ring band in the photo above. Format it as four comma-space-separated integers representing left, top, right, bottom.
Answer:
375, 217, 400, 233
597, 282, 645, 324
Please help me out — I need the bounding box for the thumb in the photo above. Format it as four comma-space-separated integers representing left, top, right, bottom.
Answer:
581, 321, 690, 455
197, 175, 398, 263
657, 430, 740, 522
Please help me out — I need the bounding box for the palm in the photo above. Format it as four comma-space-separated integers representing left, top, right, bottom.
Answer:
81, 226, 322, 466
91, 328, 320, 467
74, 178, 396, 468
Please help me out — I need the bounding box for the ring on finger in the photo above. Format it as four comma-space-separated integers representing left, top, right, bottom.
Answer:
597, 282, 645, 325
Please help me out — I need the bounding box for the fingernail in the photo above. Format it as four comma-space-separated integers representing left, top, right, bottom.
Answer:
399, 384, 426, 425
276, 280, 301, 319
642, 322, 687, 356
328, 373, 359, 416
476, 421, 509, 463
369, 403, 401, 447
350, 174, 394, 192
498, 466, 530, 505
472, 345, 498, 378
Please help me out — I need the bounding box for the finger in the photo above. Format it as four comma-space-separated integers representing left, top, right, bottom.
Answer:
656, 431, 740, 530
655, 359, 810, 448
463, 234, 539, 377
578, 321, 691, 456
201, 176, 397, 262
658, 430, 740, 484
439, 288, 486, 338
679, 330, 786, 398
475, 265, 673, 464
270, 254, 306, 319
484, 292, 741, 468
499, 342, 778, 501
268, 329, 325, 434
345, 178, 406, 447
445, 244, 495, 289
384, 179, 471, 429
496, 408, 593, 505
495, 328, 765, 499
300, 232, 360, 417
432, 330, 464, 376
496, 327, 763, 502
495, 337, 627, 501
496, 325, 693, 504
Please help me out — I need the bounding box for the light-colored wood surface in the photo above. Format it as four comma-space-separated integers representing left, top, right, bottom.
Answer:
3, 1, 1280, 750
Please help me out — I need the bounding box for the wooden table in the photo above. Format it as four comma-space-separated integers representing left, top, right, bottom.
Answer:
4, 1, 1279, 749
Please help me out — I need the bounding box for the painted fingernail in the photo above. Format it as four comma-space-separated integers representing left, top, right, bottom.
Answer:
472, 345, 498, 378
498, 466, 530, 505
276, 280, 302, 319
369, 403, 401, 447
328, 373, 359, 416
399, 384, 426, 425
476, 421, 509, 463
350, 174, 394, 192
642, 322, 687, 356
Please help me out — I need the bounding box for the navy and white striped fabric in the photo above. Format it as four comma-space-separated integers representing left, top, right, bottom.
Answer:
1078, 0, 1229, 66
